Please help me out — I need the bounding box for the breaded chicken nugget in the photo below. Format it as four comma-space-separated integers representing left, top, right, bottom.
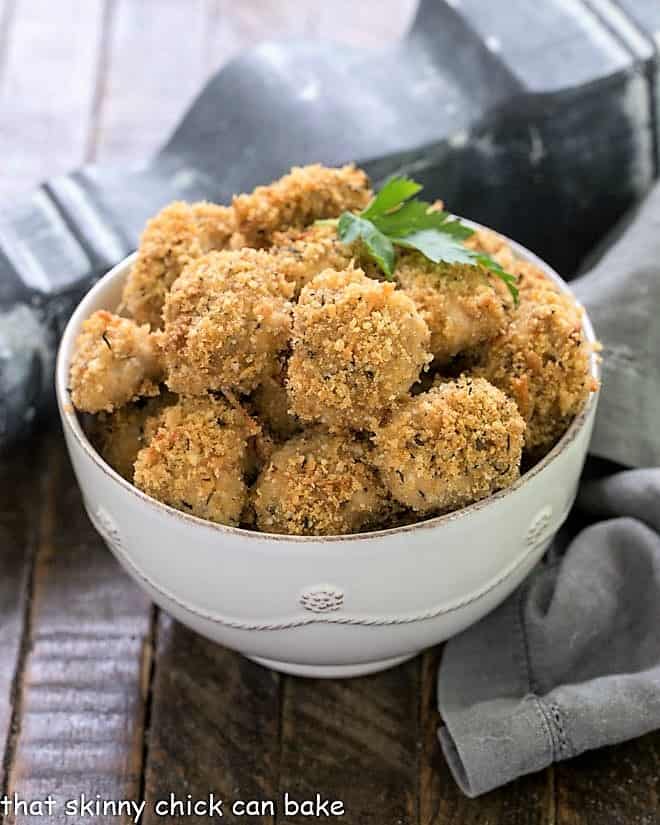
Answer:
162, 250, 294, 396
466, 226, 557, 301
121, 201, 237, 328
288, 268, 431, 429
268, 223, 356, 293
88, 392, 176, 480
249, 365, 300, 442
473, 291, 596, 455
233, 164, 371, 247
134, 395, 259, 525
69, 310, 164, 413
396, 255, 508, 362
253, 430, 390, 535
373, 377, 525, 513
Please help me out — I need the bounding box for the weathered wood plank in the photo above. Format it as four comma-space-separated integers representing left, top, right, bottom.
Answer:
5, 439, 152, 824
0, 440, 43, 793
142, 617, 280, 825
556, 734, 660, 825
0, 0, 107, 199
93, 0, 210, 165
419, 648, 554, 825
277, 659, 420, 825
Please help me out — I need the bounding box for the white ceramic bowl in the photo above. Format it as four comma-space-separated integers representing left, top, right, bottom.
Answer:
56, 236, 599, 678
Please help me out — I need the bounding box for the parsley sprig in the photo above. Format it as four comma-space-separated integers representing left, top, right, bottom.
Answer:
325, 176, 519, 303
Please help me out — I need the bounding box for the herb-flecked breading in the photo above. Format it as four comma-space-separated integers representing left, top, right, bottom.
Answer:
232, 164, 372, 247
287, 267, 432, 429
252, 430, 391, 535
121, 201, 238, 328
68, 165, 598, 535
162, 249, 294, 396
133, 395, 260, 525
88, 392, 177, 480
396, 253, 509, 362
69, 310, 164, 413
373, 377, 525, 513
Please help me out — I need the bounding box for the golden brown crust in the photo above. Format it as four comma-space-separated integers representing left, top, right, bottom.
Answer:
288, 267, 432, 429
162, 249, 294, 395
373, 377, 525, 513
121, 201, 238, 328
465, 226, 598, 454
88, 392, 177, 480
268, 223, 356, 293
69, 310, 164, 413
233, 164, 372, 247
249, 365, 301, 442
473, 291, 596, 454
75, 173, 597, 534
396, 254, 509, 361
133, 395, 259, 525
252, 430, 390, 535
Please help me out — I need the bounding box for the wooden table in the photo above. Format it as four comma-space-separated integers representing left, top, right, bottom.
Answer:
1, 2, 659, 822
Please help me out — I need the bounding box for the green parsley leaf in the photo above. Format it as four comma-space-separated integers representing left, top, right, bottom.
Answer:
361, 176, 422, 220
338, 212, 396, 278
391, 229, 477, 265
371, 200, 474, 241
333, 175, 519, 303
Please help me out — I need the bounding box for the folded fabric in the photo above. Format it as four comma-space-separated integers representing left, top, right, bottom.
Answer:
438, 181, 660, 796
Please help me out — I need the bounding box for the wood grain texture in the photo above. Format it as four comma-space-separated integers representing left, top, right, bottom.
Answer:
420, 649, 554, 825
556, 734, 660, 825
276, 658, 420, 825
0, 0, 107, 197
142, 616, 280, 825
0, 441, 42, 793
5, 439, 152, 824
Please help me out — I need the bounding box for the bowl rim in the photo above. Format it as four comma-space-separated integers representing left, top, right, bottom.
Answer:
56, 225, 600, 544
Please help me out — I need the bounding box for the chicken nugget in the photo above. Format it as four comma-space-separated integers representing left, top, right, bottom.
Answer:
253, 430, 390, 535
69, 310, 164, 413
473, 291, 596, 455
162, 249, 294, 396
121, 201, 237, 328
134, 394, 259, 525
268, 222, 355, 293
249, 364, 300, 442
373, 377, 525, 513
233, 164, 371, 247
288, 268, 431, 429
396, 255, 508, 362
88, 392, 176, 480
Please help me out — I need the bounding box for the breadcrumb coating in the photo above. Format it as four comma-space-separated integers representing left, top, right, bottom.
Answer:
396, 255, 508, 361
466, 227, 558, 300
473, 290, 596, 454
373, 377, 525, 513
288, 268, 432, 429
268, 223, 356, 293
69, 310, 164, 413
121, 201, 237, 328
162, 250, 294, 395
134, 395, 259, 525
233, 164, 372, 247
88, 392, 176, 480
72, 170, 597, 535
253, 430, 390, 535
249, 366, 301, 442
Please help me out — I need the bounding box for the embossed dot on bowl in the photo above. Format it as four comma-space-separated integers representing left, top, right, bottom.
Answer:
526, 506, 554, 547
299, 586, 344, 613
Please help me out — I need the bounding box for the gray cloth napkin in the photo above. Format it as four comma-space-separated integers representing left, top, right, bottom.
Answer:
437, 182, 660, 796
